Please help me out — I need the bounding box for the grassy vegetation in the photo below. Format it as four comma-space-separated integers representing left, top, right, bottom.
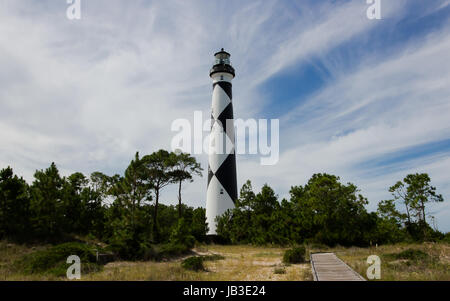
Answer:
310, 242, 450, 281
14, 242, 102, 277
283, 246, 306, 264
274, 267, 286, 274
181, 256, 205, 271
0, 241, 104, 279
0, 242, 311, 280
202, 254, 226, 261
1, 240, 448, 281
82, 245, 312, 281
181, 253, 225, 272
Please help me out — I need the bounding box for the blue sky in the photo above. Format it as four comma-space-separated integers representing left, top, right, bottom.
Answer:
1, 0, 450, 231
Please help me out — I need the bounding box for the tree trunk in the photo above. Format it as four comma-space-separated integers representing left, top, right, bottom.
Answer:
178, 180, 182, 219
131, 197, 135, 230
153, 188, 159, 241
420, 200, 426, 224
420, 199, 427, 240
132, 177, 136, 229
405, 202, 411, 224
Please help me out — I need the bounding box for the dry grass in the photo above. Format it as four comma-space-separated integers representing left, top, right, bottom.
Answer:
2, 240, 448, 281
310, 242, 450, 281
83, 245, 311, 281
0, 241, 310, 281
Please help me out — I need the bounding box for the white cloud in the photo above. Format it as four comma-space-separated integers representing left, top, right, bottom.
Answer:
1, 0, 449, 231
238, 19, 450, 231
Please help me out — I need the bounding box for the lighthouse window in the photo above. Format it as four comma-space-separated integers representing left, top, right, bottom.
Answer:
215, 57, 230, 65
220, 189, 224, 194
220, 75, 224, 80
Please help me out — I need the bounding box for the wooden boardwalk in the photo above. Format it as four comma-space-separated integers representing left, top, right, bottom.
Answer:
310, 253, 366, 281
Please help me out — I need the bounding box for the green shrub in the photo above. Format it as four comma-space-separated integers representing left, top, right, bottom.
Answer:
15, 242, 102, 276
169, 218, 196, 248
202, 254, 225, 261
274, 267, 286, 274
157, 243, 191, 259
181, 256, 205, 271
156, 219, 196, 260
283, 246, 306, 264
306, 242, 329, 250
441, 232, 450, 243
107, 226, 152, 261
388, 248, 429, 261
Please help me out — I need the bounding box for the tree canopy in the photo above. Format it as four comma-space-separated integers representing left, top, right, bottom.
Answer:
217, 173, 446, 246
0, 152, 447, 259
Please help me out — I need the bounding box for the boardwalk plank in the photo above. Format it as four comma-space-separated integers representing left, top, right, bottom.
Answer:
310, 252, 366, 281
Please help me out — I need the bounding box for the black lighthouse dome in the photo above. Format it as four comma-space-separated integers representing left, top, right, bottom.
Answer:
210, 48, 235, 78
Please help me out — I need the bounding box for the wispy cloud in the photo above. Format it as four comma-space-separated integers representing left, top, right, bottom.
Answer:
1, 0, 449, 230
239, 6, 450, 230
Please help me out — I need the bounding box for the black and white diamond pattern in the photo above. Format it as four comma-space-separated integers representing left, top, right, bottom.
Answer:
206, 81, 237, 235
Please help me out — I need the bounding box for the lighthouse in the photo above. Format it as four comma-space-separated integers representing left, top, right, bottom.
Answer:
206, 49, 237, 235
